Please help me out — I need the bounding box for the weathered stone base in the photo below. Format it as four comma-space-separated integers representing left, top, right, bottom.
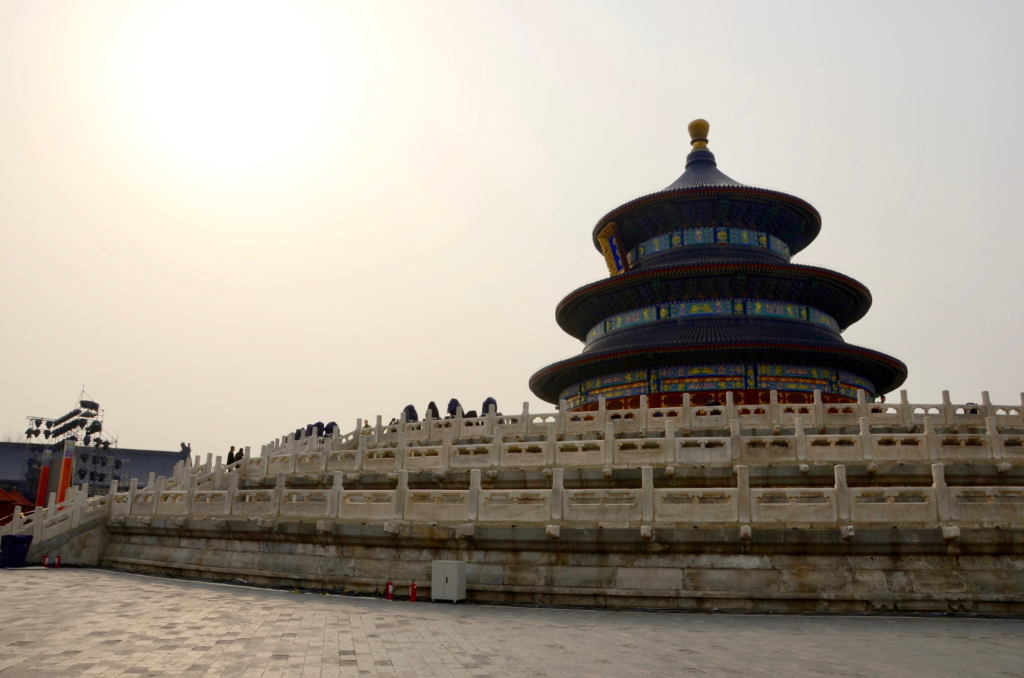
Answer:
96, 518, 1024, 614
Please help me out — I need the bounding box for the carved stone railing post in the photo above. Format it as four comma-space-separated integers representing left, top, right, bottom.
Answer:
856, 389, 868, 421
664, 420, 676, 464
639, 394, 648, 428
545, 423, 557, 466
603, 422, 615, 465
128, 478, 138, 516
557, 399, 568, 434
468, 469, 481, 521
328, 471, 343, 519
395, 470, 408, 520
834, 464, 849, 522
226, 473, 238, 516
736, 465, 750, 524
769, 390, 780, 427
900, 389, 911, 425
598, 396, 607, 430
641, 466, 653, 523
520, 401, 530, 435
859, 417, 873, 461
932, 463, 951, 522
813, 390, 824, 427
987, 417, 1002, 460
681, 393, 692, 431
375, 415, 383, 446
924, 416, 938, 460
491, 424, 502, 468
795, 417, 807, 461
397, 430, 407, 469
730, 420, 742, 462
356, 419, 366, 471
725, 391, 736, 424
551, 468, 563, 521
183, 471, 194, 515
441, 429, 453, 469
274, 473, 286, 517
982, 391, 995, 420
213, 456, 223, 490
941, 390, 954, 426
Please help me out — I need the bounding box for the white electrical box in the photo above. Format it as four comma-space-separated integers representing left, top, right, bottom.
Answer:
431, 560, 467, 602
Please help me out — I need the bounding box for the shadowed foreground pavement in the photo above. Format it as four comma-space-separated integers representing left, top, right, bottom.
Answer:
1, 569, 1022, 677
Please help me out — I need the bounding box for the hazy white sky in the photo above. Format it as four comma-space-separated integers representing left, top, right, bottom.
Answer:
2, 0, 1023, 455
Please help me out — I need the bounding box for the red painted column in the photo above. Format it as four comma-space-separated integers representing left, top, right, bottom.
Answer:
34, 449, 52, 507
55, 441, 75, 506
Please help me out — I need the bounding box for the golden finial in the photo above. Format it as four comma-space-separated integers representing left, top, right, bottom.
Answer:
688, 119, 710, 149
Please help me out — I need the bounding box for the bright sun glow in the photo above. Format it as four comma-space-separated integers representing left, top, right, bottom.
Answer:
116, 0, 340, 179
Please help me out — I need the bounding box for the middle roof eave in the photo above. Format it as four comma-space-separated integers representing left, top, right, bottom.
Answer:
555, 262, 873, 340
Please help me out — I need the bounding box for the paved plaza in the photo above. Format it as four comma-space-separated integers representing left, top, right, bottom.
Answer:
1, 569, 1022, 678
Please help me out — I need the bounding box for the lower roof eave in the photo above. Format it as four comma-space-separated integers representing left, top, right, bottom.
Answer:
529, 342, 907, 403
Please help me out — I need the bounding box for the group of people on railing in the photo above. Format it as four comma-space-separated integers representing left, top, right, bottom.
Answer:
395, 398, 499, 424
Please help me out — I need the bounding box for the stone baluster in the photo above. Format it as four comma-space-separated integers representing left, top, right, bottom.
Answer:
941, 390, 954, 426
491, 424, 502, 468
1019, 392, 1024, 426
213, 456, 223, 490
859, 417, 873, 461
682, 393, 692, 431
519, 401, 530, 435
725, 391, 736, 425
226, 473, 238, 517
664, 420, 676, 464
397, 430, 407, 469
154, 477, 166, 515
795, 417, 807, 462
395, 470, 408, 520
812, 390, 824, 427
545, 423, 557, 466
597, 396, 607, 430
147, 472, 156, 490
243, 446, 252, 477
603, 422, 615, 465
205, 453, 213, 474
70, 485, 83, 529
375, 415, 383, 446
641, 466, 653, 523
184, 469, 195, 515
900, 389, 911, 425
639, 395, 648, 429
329, 471, 343, 519
730, 420, 742, 462
856, 389, 868, 421
988, 417, 1003, 460
924, 416, 938, 460
356, 418, 365, 471
468, 469, 481, 522
550, 468, 563, 521
834, 464, 850, 522
128, 478, 138, 515
736, 465, 750, 524
557, 398, 567, 434
769, 390, 780, 427
274, 473, 286, 517
441, 429, 453, 469
932, 463, 951, 522
982, 391, 995, 420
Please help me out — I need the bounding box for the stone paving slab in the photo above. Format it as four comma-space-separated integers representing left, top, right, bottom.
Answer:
1, 569, 1022, 678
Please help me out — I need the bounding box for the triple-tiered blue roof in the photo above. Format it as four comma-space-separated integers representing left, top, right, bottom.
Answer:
530, 120, 907, 407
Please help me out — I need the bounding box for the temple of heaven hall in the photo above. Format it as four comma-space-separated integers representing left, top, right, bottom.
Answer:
530, 119, 907, 410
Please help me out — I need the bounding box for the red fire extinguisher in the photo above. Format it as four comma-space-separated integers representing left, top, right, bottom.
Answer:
42, 555, 49, 568
55, 554, 62, 569
409, 581, 417, 602
385, 580, 394, 600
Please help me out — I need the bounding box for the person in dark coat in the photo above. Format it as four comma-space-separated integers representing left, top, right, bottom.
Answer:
402, 405, 418, 422
481, 397, 497, 415
446, 398, 461, 418
426, 401, 440, 419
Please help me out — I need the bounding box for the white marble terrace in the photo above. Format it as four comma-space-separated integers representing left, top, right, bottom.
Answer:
5, 389, 1024, 544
